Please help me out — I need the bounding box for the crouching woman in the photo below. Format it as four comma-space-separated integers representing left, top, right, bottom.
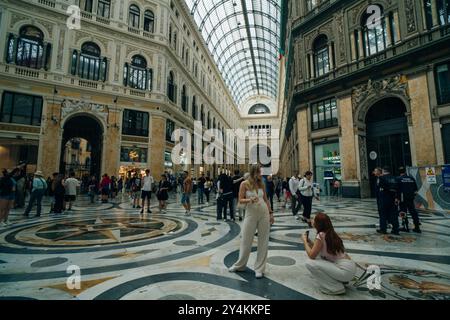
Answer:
302, 212, 356, 295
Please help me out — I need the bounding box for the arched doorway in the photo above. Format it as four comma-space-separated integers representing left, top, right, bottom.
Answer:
365, 97, 411, 196
60, 115, 103, 180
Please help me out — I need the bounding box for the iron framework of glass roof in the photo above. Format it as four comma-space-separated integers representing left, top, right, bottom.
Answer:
185, 0, 281, 108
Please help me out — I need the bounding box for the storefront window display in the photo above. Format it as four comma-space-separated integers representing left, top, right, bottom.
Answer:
314, 142, 341, 196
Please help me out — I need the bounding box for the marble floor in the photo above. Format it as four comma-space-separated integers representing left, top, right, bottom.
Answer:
0, 193, 449, 300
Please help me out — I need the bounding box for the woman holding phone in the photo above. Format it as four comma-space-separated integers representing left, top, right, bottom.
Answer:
228, 165, 274, 279
302, 212, 356, 295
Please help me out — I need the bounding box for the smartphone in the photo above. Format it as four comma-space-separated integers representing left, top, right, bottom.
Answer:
305, 230, 310, 237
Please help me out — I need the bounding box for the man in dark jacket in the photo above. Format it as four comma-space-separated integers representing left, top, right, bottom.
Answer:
397, 167, 421, 233
377, 167, 400, 235
218, 171, 234, 221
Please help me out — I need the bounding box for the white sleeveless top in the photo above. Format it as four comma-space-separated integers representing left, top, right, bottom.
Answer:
246, 188, 264, 199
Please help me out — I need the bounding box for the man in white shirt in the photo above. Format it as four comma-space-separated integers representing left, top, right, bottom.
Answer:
140, 169, 154, 214
64, 171, 80, 211
289, 172, 302, 219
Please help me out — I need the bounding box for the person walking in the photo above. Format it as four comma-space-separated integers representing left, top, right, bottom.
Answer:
0, 169, 16, 226
182, 171, 193, 216
228, 165, 274, 279
156, 174, 170, 213
282, 177, 291, 208
266, 175, 275, 212
23, 171, 47, 218
289, 172, 301, 219
88, 176, 99, 204
64, 171, 80, 211
397, 167, 421, 233
302, 212, 356, 295
232, 170, 245, 221
377, 167, 400, 235
197, 174, 206, 205
100, 174, 111, 203
218, 171, 234, 221
274, 176, 282, 202
372, 167, 383, 226
53, 174, 65, 214
299, 171, 316, 227
140, 169, 154, 214
13, 165, 26, 209
204, 177, 212, 204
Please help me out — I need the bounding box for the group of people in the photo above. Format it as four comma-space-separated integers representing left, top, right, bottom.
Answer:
226, 164, 356, 296
0, 166, 81, 224
373, 166, 422, 234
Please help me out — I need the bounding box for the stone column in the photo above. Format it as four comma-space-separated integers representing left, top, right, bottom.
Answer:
328, 43, 334, 70
393, 12, 401, 42
150, 114, 166, 178
102, 108, 121, 176
431, 0, 439, 27
350, 32, 356, 61
385, 16, 392, 46
408, 73, 437, 166
309, 54, 315, 79
358, 29, 364, 58
38, 99, 64, 177
296, 108, 311, 174
338, 95, 361, 197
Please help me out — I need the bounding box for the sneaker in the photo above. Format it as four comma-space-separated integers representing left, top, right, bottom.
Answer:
133, 205, 136, 209
376, 229, 387, 235
295, 215, 301, 220
140, 209, 144, 214
147, 209, 152, 214
137, 206, 142, 209
255, 272, 264, 279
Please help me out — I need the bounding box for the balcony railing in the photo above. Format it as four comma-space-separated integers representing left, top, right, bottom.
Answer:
96, 16, 110, 25
128, 26, 141, 35
81, 11, 93, 20
38, 0, 55, 8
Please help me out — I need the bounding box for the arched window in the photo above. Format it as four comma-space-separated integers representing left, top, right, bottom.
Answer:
13, 26, 47, 70
437, 0, 450, 25
74, 42, 107, 81
144, 10, 155, 32
207, 112, 211, 129
129, 5, 140, 29
80, 0, 93, 12
313, 35, 330, 77
192, 96, 197, 119
181, 85, 188, 112
125, 55, 152, 90
167, 71, 177, 103
361, 7, 387, 57
173, 31, 178, 49
97, 0, 111, 18
248, 104, 271, 115
201, 104, 205, 125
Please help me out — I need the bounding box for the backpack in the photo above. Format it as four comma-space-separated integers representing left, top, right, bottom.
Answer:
0, 177, 14, 196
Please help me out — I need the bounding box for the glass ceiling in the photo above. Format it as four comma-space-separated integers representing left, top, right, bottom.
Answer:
184, 0, 281, 108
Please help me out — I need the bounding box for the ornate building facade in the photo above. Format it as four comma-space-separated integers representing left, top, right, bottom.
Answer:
0, 0, 247, 179
280, 0, 450, 198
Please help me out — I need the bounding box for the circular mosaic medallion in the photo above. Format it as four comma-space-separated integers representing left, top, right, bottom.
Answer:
7, 217, 183, 248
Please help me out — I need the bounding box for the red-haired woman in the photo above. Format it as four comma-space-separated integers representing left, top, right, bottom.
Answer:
302, 212, 356, 295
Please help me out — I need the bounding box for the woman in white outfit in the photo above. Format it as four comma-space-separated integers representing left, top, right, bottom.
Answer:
302, 212, 356, 295
229, 165, 274, 279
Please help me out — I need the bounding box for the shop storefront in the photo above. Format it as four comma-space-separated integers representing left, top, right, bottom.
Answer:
164, 151, 174, 174
119, 146, 148, 177
0, 138, 38, 173
314, 142, 341, 196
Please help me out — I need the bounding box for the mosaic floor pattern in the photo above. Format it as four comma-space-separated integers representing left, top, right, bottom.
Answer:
0, 193, 449, 300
